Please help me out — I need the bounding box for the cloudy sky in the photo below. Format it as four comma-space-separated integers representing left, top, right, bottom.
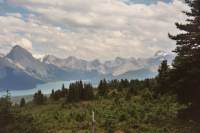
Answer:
0, 0, 188, 60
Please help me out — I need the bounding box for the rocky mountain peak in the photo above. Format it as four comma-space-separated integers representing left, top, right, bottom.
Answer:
6, 45, 33, 61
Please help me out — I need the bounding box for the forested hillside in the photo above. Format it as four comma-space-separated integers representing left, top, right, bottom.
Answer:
1, 78, 200, 133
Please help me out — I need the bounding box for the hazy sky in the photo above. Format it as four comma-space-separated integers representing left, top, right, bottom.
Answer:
0, 0, 187, 60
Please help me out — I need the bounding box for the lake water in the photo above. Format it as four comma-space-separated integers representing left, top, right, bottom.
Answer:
0, 80, 92, 97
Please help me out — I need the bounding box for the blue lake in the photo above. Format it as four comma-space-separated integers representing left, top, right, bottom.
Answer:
0, 80, 93, 97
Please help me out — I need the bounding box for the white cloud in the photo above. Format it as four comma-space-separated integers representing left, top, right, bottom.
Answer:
12, 38, 33, 50
0, 0, 188, 60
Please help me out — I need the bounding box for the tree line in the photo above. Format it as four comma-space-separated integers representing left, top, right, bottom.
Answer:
31, 77, 158, 105
31, 81, 95, 105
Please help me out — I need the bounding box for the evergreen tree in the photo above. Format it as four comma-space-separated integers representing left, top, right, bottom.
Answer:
20, 98, 26, 107
33, 90, 47, 105
156, 60, 170, 94
67, 81, 81, 102
120, 79, 129, 89
109, 79, 120, 90
67, 81, 94, 102
67, 86, 72, 102
98, 79, 109, 97
78, 81, 84, 101
50, 89, 55, 100
54, 90, 62, 101
50, 87, 68, 101
0, 91, 14, 133
84, 83, 94, 100
62, 84, 65, 90
61, 84, 68, 97
168, 0, 200, 104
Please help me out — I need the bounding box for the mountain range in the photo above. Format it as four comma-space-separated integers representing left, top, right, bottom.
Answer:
0, 45, 175, 91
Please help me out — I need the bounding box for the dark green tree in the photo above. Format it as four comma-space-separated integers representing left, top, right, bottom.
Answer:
62, 84, 65, 90
109, 79, 120, 90
67, 81, 82, 102
0, 91, 45, 133
54, 90, 62, 101
50, 87, 68, 101
61, 84, 68, 97
20, 98, 26, 107
97, 79, 109, 97
168, 0, 200, 105
156, 60, 170, 94
0, 93, 13, 133
66, 81, 94, 102
33, 90, 47, 105
50, 89, 55, 100
67, 83, 75, 102
120, 79, 129, 89
78, 81, 84, 101
83, 83, 94, 100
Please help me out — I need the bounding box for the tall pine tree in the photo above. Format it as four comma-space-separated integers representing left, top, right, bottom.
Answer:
98, 79, 108, 97
156, 60, 170, 94
169, 0, 200, 105
33, 90, 47, 105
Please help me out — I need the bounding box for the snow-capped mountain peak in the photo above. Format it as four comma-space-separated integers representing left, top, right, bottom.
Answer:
43, 54, 58, 64
5, 45, 55, 80
7, 45, 33, 60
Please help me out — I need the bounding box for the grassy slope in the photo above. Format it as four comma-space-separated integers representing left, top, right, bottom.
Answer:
19, 91, 200, 133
